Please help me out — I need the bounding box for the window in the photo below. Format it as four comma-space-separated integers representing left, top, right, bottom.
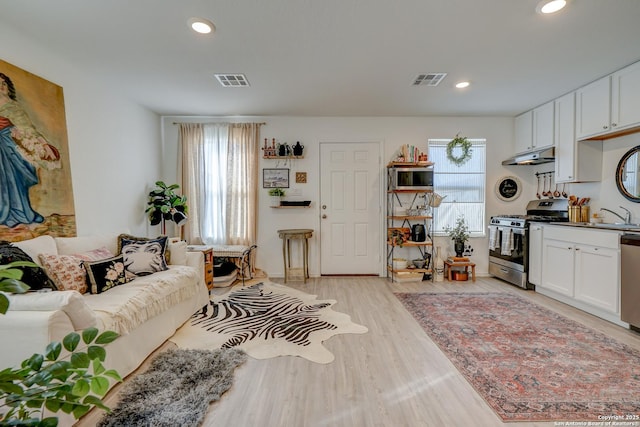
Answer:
428, 139, 486, 237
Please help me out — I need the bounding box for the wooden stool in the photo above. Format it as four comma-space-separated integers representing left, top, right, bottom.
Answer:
277, 229, 313, 283
444, 259, 476, 282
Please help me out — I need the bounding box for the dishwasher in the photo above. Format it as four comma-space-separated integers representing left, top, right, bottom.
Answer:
621, 234, 640, 331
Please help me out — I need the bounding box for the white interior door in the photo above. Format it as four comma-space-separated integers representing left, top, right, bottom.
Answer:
320, 142, 382, 275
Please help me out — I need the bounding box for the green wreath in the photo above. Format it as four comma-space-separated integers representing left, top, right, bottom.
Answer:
446, 135, 472, 166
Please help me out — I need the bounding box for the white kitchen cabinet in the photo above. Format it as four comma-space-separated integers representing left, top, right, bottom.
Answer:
576, 60, 640, 140
532, 101, 555, 150
527, 223, 544, 286
541, 237, 575, 296
576, 76, 611, 140
540, 225, 622, 324
514, 110, 533, 154
515, 103, 554, 155
611, 60, 640, 133
554, 92, 602, 183
574, 245, 619, 314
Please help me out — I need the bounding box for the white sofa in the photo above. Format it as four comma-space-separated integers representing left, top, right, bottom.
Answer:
0, 233, 210, 424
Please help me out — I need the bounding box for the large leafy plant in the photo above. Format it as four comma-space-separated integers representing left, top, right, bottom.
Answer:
145, 181, 188, 234
445, 215, 470, 243
0, 261, 33, 315
0, 328, 121, 426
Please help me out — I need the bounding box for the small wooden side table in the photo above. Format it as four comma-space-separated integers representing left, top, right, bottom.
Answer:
187, 245, 214, 290
277, 229, 313, 283
444, 259, 476, 282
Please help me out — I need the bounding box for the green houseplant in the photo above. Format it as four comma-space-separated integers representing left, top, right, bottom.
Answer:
268, 188, 285, 207
0, 328, 121, 426
445, 215, 470, 257
146, 181, 188, 235
1, 263, 121, 425
0, 261, 33, 315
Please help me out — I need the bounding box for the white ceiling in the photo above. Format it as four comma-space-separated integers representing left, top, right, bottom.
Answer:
2, 0, 640, 117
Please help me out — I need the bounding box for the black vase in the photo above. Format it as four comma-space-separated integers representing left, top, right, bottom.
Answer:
454, 240, 465, 257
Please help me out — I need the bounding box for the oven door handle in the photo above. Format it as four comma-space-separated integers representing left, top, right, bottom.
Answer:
499, 227, 525, 235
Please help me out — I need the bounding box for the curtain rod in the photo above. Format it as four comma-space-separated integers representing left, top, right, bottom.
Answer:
172, 121, 266, 125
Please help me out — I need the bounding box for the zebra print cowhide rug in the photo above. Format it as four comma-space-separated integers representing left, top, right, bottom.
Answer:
170, 281, 368, 364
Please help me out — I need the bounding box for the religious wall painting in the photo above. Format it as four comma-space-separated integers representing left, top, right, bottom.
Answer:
0, 59, 75, 241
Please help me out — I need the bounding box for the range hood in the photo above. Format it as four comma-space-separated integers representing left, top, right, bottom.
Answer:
502, 146, 555, 166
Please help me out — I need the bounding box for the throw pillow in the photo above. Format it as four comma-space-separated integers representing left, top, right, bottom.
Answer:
0, 241, 55, 290
84, 255, 129, 294
167, 237, 187, 265
120, 236, 169, 276
38, 247, 116, 294
39, 254, 90, 293
117, 234, 172, 263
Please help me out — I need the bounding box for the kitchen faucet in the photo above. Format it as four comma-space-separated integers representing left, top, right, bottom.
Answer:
601, 206, 632, 224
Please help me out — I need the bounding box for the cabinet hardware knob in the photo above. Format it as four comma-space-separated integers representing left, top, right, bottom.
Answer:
612, 123, 617, 127
322, 214, 327, 219
603, 125, 609, 129
322, 205, 327, 209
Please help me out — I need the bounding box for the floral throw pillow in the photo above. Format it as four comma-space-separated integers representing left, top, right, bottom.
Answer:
38, 247, 115, 294
120, 236, 169, 276
84, 255, 129, 294
39, 254, 90, 293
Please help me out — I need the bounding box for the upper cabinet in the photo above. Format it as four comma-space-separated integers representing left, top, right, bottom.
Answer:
576, 76, 611, 139
611, 61, 640, 133
533, 101, 555, 149
555, 92, 602, 183
576, 61, 640, 140
514, 110, 533, 154
514, 101, 554, 154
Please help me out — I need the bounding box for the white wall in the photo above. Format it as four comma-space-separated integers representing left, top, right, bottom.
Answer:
162, 115, 521, 277
1, 25, 161, 236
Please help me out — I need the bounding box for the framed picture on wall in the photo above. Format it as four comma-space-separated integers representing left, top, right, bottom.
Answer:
263, 168, 290, 188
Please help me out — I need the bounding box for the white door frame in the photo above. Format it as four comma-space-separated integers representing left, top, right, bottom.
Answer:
318, 140, 385, 276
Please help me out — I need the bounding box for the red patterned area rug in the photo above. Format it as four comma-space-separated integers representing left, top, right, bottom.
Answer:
395, 292, 640, 422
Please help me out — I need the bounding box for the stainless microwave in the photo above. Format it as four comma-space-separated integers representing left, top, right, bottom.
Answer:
390, 167, 434, 190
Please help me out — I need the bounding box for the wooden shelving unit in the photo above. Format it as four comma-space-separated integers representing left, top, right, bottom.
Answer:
386, 165, 434, 282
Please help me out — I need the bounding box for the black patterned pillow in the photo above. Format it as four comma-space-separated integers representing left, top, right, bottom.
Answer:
0, 241, 56, 290
84, 255, 129, 294
117, 234, 171, 264
120, 236, 169, 276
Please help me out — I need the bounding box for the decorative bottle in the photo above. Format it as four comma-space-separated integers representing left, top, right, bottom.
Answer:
435, 246, 444, 282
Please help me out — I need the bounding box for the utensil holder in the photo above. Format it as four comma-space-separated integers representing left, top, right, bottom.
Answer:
580, 206, 590, 223
568, 206, 580, 222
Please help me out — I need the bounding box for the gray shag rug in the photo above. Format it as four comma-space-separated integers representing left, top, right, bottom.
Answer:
98, 348, 246, 427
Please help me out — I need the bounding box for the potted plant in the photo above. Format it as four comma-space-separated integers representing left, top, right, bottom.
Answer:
0, 328, 121, 426
1, 264, 121, 425
0, 261, 33, 314
445, 215, 470, 257
268, 188, 285, 207
145, 181, 188, 235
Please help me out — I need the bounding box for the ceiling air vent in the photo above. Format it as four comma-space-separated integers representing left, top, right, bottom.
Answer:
215, 74, 250, 87
412, 73, 447, 86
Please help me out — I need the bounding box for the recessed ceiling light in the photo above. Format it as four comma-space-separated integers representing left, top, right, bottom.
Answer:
188, 18, 215, 34
455, 81, 470, 89
536, 0, 567, 14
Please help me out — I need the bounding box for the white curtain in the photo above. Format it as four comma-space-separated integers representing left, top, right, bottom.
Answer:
179, 122, 260, 246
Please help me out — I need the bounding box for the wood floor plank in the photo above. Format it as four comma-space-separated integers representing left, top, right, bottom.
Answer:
77, 276, 640, 427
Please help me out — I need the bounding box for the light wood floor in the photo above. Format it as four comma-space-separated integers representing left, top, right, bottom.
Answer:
78, 276, 640, 427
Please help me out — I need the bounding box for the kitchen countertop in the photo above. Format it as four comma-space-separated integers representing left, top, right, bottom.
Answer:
547, 222, 640, 232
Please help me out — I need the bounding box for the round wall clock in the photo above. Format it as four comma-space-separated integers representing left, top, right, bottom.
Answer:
495, 176, 522, 202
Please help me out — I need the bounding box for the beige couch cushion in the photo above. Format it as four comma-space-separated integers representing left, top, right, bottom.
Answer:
13, 235, 57, 266
83, 265, 200, 335
5, 290, 97, 330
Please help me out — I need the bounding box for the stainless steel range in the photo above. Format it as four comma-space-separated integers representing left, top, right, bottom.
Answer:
489, 199, 569, 289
